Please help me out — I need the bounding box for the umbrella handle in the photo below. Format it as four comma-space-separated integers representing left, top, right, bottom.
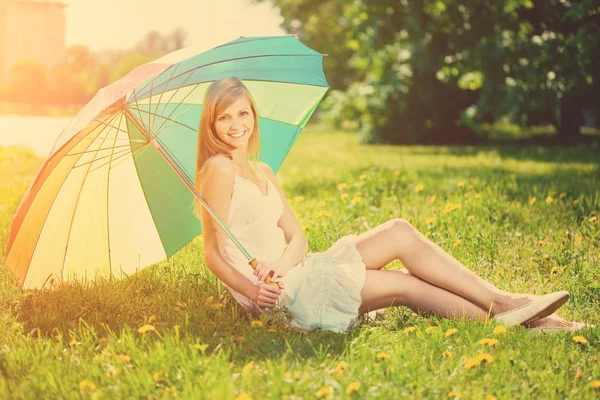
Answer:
249, 259, 281, 288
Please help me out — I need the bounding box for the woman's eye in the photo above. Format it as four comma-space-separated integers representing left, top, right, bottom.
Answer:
241, 111, 249, 116
218, 116, 228, 121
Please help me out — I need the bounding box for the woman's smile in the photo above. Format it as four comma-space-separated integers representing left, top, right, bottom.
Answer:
229, 130, 247, 139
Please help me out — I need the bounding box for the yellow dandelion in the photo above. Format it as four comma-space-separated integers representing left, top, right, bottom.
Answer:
425, 217, 436, 224
478, 338, 499, 347
464, 357, 480, 369
148, 315, 156, 324
403, 326, 416, 334
543, 254, 550, 260
487, 395, 497, 400
590, 216, 597, 223
467, 215, 475, 221
337, 183, 348, 191
117, 354, 131, 363
295, 196, 304, 202
352, 196, 361, 205
443, 350, 453, 358
341, 193, 349, 200
234, 336, 245, 343
591, 381, 600, 389
425, 231, 432, 238
138, 324, 155, 333
448, 391, 461, 398
545, 196, 554, 204
453, 239, 461, 248
476, 353, 494, 364
212, 303, 224, 310
242, 361, 254, 375
153, 371, 165, 382
474, 193, 482, 199
268, 328, 277, 333
359, 174, 367, 180
394, 170, 400, 176
316, 210, 331, 217
415, 184, 424, 193
574, 370, 583, 380
335, 361, 347, 375
425, 327, 436, 334
559, 192, 567, 199
376, 352, 391, 360
529, 197, 536, 206
204, 296, 214, 305
318, 201, 327, 207
346, 382, 361, 394
445, 328, 458, 337
316, 386, 333, 398
69, 339, 78, 348
457, 181, 465, 188
429, 195, 436, 204
250, 320, 263, 328
573, 335, 588, 344
573, 199, 579, 205
234, 393, 252, 400
493, 325, 507, 335
79, 381, 96, 391
106, 367, 120, 379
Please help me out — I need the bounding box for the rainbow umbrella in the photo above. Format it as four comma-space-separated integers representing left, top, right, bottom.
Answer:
4, 36, 328, 289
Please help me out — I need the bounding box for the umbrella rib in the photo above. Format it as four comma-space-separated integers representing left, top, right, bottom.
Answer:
105, 112, 123, 278
72, 146, 133, 170
65, 144, 132, 157
133, 53, 326, 100
130, 105, 197, 134
88, 141, 147, 174
146, 70, 196, 138
150, 63, 180, 136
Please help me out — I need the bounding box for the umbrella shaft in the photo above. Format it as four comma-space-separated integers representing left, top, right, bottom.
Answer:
123, 108, 253, 262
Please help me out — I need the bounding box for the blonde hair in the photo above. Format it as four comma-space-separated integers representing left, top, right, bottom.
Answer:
192, 77, 261, 218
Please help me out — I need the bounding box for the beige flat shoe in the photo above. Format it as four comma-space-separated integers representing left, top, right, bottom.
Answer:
494, 291, 570, 327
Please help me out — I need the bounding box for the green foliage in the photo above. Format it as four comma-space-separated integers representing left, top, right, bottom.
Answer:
260, 0, 599, 144
0, 125, 599, 397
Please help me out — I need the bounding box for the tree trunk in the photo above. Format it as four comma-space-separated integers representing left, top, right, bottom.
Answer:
558, 96, 583, 143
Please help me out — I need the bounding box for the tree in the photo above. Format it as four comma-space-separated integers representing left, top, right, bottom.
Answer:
7, 59, 49, 108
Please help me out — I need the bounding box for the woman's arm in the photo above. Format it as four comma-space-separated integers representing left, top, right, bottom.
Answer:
254, 162, 309, 281
199, 156, 261, 302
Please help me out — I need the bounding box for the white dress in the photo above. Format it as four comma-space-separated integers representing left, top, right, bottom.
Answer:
222, 168, 367, 333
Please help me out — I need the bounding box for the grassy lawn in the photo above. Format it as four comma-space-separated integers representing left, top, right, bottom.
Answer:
0, 124, 599, 399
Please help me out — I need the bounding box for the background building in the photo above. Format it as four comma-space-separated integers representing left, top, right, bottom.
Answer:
0, 0, 66, 81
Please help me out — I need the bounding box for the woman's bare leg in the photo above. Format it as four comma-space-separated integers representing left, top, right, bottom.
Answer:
358, 268, 490, 320
355, 218, 534, 315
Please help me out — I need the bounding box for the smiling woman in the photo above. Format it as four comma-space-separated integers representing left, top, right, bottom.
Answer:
193, 77, 588, 333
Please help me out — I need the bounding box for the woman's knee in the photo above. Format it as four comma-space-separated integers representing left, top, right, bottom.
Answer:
389, 218, 420, 252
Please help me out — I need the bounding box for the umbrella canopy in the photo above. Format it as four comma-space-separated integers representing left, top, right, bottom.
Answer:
5, 36, 328, 289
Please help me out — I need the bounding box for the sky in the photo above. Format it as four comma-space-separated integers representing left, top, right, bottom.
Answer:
64, 0, 287, 52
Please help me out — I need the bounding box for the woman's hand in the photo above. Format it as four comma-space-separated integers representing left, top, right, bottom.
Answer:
253, 280, 285, 309
254, 260, 293, 282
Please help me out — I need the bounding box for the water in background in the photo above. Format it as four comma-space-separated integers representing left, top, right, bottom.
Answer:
0, 115, 73, 157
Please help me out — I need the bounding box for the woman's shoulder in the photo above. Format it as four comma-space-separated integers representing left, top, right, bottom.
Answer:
204, 155, 235, 177
255, 161, 275, 177
200, 155, 236, 192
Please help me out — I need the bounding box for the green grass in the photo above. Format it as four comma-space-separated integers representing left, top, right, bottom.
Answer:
1, 124, 599, 399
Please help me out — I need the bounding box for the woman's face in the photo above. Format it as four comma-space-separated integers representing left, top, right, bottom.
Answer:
213, 95, 254, 149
